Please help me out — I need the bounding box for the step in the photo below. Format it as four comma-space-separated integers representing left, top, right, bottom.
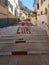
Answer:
16, 40, 26, 43
0, 40, 15, 44
0, 43, 49, 52
0, 36, 49, 42
0, 50, 49, 56
0, 31, 47, 34
0, 37, 48, 40
0, 39, 49, 43
0, 34, 48, 39
0, 34, 48, 37
0, 55, 49, 65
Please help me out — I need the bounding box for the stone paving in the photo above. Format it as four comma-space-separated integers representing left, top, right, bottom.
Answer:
0, 23, 49, 65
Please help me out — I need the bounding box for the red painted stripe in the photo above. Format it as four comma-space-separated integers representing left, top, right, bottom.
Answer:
12, 51, 27, 55
16, 27, 20, 34
16, 40, 26, 43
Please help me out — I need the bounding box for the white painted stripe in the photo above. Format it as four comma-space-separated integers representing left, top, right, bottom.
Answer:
27, 51, 49, 55
0, 52, 11, 55
0, 51, 49, 55
0, 41, 15, 44
0, 34, 47, 37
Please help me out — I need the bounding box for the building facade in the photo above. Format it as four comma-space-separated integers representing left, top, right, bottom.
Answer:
33, 0, 49, 30
19, 10, 27, 20
0, 0, 8, 6
0, 0, 20, 17
47, 7, 49, 36
8, 0, 20, 17
34, 0, 48, 16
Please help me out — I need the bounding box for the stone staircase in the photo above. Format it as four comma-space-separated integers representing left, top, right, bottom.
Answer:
0, 26, 49, 65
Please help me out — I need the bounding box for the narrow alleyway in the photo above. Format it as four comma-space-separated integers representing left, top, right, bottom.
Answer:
0, 22, 49, 65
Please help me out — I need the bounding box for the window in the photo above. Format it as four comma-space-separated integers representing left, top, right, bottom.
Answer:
41, 0, 43, 5
14, 0, 16, 3
41, 0, 45, 5
8, 1, 13, 12
0, 0, 1, 4
16, 4, 18, 9
44, 0, 45, 2
41, 11, 43, 15
48, 4, 49, 7
15, 9, 16, 16
5, 0, 8, 6
2, 0, 8, 6
42, 21, 44, 24
37, 3, 39, 9
0, 0, 8, 6
45, 8, 47, 14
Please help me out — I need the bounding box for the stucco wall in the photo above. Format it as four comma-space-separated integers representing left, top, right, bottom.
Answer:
37, 0, 48, 16
0, 5, 16, 18
47, 8, 49, 36
37, 15, 47, 30
8, 0, 20, 17
0, 5, 8, 18
0, 5, 17, 28
31, 17, 37, 25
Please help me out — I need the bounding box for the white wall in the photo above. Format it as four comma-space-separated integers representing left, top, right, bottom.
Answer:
15, 0, 20, 17
8, 0, 20, 17
37, 15, 47, 30
8, 0, 14, 15
31, 17, 37, 25
21, 13, 27, 19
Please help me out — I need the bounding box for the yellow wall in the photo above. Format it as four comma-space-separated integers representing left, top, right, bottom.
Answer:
34, 0, 49, 36
47, 7, 49, 36
37, 0, 48, 16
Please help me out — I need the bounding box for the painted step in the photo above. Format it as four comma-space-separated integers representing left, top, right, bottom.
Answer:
0, 37, 48, 40
0, 39, 49, 43
0, 54, 49, 65
0, 43, 49, 52
0, 40, 15, 44
0, 34, 48, 37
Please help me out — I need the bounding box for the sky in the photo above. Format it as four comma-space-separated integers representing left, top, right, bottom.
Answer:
20, 0, 34, 10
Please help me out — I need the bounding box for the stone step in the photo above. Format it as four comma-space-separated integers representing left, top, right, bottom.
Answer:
0, 39, 49, 43
0, 30, 47, 34
30, 31, 47, 34
0, 34, 48, 37
0, 31, 47, 35
1, 33, 46, 35
0, 50, 49, 56
0, 34, 48, 39
0, 37, 48, 40
0, 35, 49, 43
31, 31, 47, 34
0, 41, 15, 44
0, 55, 49, 65
0, 43, 49, 52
